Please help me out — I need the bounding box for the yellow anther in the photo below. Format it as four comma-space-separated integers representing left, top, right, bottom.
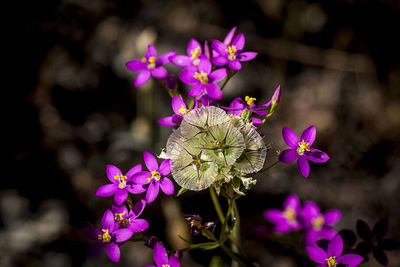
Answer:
114, 174, 127, 181
226, 45, 237, 60
190, 47, 200, 60
141, 57, 147, 63
115, 210, 127, 221
312, 216, 325, 231
325, 256, 337, 267
283, 207, 297, 224
297, 140, 310, 155
98, 229, 111, 243
194, 71, 208, 84
147, 56, 156, 69
190, 220, 202, 228
151, 170, 161, 181
162, 265, 170, 267
178, 105, 188, 115
245, 96, 256, 106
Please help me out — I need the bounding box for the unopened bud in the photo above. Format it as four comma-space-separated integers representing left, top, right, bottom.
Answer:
164, 75, 177, 90
271, 85, 281, 106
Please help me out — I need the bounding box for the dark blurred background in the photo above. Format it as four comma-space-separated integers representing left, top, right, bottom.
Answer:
6, 0, 400, 266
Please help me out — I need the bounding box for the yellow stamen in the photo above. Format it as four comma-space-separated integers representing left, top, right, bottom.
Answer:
151, 170, 161, 181
190, 220, 202, 228
114, 210, 127, 222
245, 96, 256, 106
297, 140, 310, 155
190, 47, 200, 60
194, 71, 208, 84
178, 105, 188, 115
162, 265, 170, 267
226, 45, 237, 60
141, 57, 146, 63
325, 256, 337, 267
114, 174, 127, 189
98, 229, 111, 243
283, 207, 297, 225
312, 215, 325, 231
147, 56, 156, 69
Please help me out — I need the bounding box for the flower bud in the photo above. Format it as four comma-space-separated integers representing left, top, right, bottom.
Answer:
271, 85, 281, 106
164, 75, 177, 90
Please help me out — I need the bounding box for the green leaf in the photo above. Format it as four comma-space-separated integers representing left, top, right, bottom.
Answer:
190, 242, 220, 250
176, 187, 188, 197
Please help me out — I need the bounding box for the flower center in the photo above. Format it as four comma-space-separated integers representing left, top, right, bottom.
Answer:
114, 174, 128, 189
98, 229, 111, 243
191, 220, 202, 228
325, 256, 337, 267
114, 210, 127, 222
296, 140, 310, 155
194, 71, 208, 84
283, 207, 297, 225
150, 170, 161, 181
162, 265, 170, 267
245, 96, 256, 106
312, 215, 325, 231
190, 47, 200, 60
178, 105, 188, 115
226, 45, 237, 60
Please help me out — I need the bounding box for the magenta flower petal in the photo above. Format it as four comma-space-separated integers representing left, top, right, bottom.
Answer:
212, 40, 228, 55
206, 83, 222, 99
198, 57, 211, 74
264, 209, 285, 223
96, 184, 118, 197
146, 182, 160, 203
151, 67, 168, 79
158, 116, 175, 127
282, 127, 299, 149
101, 210, 115, 231
187, 38, 202, 56
143, 151, 158, 171
224, 27, 237, 46
127, 183, 146, 194
211, 56, 229, 66
126, 164, 142, 179
188, 84, 205, 97
170, 55, 191, 67
157, 51, 175, 66
106, 165, 122, 183
306, 245, 327, 263
283, 194, 300, 212
83, 225, 102, 240
324, 210, 341, 225
239, 52, 258, 61
132, 171, 152, 184
179, 66, 197, 85
145, 45, 157, 58
114, 189, 128, 205
134, 70, 151, 87
304, 149, 329, 163
320, 228, 337, 240
154, 243, 169, 266
129, 219, 149, 233
126, 60, 147, 72
160, 177, 174, 195
105, 242, 120, 262
132, 199, 146, 218
168, 255, 181, 267
171, 96, 186, 114
114, 228, 134, 242
328, 234, 344, 257
300, 125, 316, 145
338, 254, 364, 266
231, 33, 245, 50
304, 230, 319, 245
159, 159, 171, 176
209, 68, 228, 82
171, 114, 183, 125
297, 156, 310, 177
228, 60, 242, 70
252, 117, 262, 127
274, 223, 292, 233
278, 149, 298, 163
86, 241, 104, 259
301, 201, 321, 219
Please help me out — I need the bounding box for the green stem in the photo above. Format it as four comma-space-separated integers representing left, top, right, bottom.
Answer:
258, 160, 280, 174
219, 197, 234, 240
210, 187, 225, 223
220, 70, 237, 91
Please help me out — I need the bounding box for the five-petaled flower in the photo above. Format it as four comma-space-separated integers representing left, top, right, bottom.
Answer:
158, 96, 198, 127
211, 32, 258, 71
264, 194, 302, 233
300, 201, 341, 245
306, 234, 363, 267
95, 164, 146, 205
126, 45, 175, 87
179, 56, 227, 99
132, 151, 174, 203
278, 126, 329, 178
112, 199, 149, 233
170, 39, 204, 69
184, 214, 215, 235
143, 242, 181, 267
83, 210, 134, 262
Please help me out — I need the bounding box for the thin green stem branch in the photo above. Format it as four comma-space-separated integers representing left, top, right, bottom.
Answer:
210, 187, 225, 223
258, 160, 280, 174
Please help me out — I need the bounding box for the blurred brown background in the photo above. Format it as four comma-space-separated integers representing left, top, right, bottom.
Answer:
6, 0, 400, 266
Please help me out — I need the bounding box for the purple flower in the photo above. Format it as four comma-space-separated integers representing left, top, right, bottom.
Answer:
211, 32, 257, 71
184, 214, 215, 235
158, 96, 198, 127
126, 45, 175, 87
263, 194, 302, 233
112, 199, 149, 233
132, 151, 174, 203
223, 96, 271, 117
199, 94, 215, 107
83, 210, 134, 262
143, 242, 181, 267
278, 126, 329, 178
306, 234, 363, 267
301, 201, 341, 245
179, 56, 227, 99
95, 164, 146, 205
170, 39, 203, 68
164, 74, 177, 91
